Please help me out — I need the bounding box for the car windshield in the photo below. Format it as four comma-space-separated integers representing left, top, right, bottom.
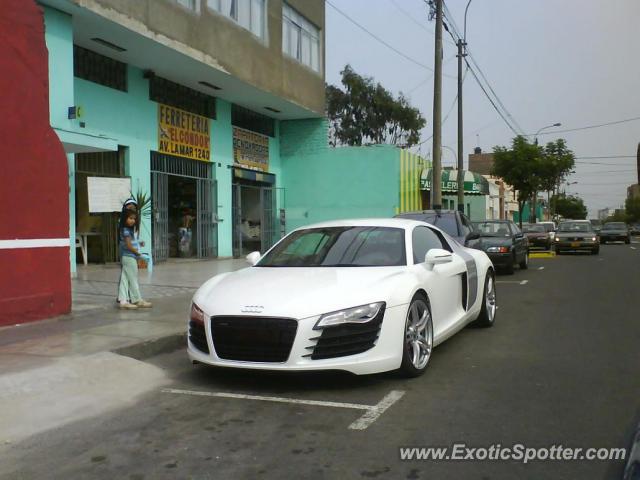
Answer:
522, 224, 545, 233
473, 222, 511, 237
558, 222, 592, 233
603, 222, 626, 230
539, 223, 555, 232
396, 213, 459, 237
257, 226, 407, 267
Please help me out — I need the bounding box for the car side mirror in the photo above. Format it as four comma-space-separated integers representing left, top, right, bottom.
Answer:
467, 231, 480, 241
424, 249, 453, 270
246, 251, 261, 266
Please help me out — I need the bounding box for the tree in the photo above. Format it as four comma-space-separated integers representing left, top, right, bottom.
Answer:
491, 136, 544, 227
552, 194, 588, 220
539, 139, 576, 220
326, 65, 426, 147
625, 196, 640, 222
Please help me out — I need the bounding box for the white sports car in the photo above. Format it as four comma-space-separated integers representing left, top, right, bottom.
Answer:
188, 219, 496, 377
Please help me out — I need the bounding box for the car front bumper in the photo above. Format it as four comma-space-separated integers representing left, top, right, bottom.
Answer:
600, 235, 629, 242
555, 240, 598, 250
187, 304, 408, 375
527, 237, 551, 249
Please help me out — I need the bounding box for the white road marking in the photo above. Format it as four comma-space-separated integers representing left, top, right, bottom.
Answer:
631, 246, 637, 250
348, 390, 405, 430
538, 266, 545, 270
496, 280, 528, 285
161, 388, 405, 430
520, 280, 528, 285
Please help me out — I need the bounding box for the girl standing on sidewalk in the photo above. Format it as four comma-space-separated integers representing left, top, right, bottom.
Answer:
117, 211, 152, 310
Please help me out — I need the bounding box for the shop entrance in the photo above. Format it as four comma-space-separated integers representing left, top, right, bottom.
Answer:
151, 152, 217, 262
231, 168, 282, 257
74, 148, 126, 263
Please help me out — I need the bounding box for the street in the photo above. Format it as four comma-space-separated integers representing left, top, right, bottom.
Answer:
1, 242, 638, 480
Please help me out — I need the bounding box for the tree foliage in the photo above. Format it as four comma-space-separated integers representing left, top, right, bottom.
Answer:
539, 139, 576, 192
625, 196, 640, 222
552, 194, 588, 220
326, 65, 426, 147
491, 136, 544, 226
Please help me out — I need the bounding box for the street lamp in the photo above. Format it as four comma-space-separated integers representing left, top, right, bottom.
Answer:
534, 122, 562, 145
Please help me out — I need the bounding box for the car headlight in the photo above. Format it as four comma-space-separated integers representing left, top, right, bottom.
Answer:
315, 302, 385, 329
190, 302, 205, 326
555, 237, 560, 242
486, 246, 510, 253
592, 237, 597, 242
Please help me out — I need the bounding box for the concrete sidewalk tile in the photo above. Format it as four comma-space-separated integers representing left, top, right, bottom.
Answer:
0, 332, 138, 357
86, 320, 184, 340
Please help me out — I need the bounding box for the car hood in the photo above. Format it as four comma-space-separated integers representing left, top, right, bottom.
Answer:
524, 232, 547, 238
555, 231, 595, 238
193, 266, 408, 319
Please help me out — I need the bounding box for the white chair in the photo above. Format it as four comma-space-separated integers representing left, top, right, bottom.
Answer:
75, 235, 87, 265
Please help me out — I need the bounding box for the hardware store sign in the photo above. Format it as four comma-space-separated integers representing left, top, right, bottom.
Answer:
233, 127, 269, 171
158, 104, 210, 161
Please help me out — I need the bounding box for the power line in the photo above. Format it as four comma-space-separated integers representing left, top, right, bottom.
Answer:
327, 0, 456, 79
575, 155, 636, 159
528, 116, 640, 136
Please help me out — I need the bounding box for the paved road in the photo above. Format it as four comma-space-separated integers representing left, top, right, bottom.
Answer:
1, 243, 639, 479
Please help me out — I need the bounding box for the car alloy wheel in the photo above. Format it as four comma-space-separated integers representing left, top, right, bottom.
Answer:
400, 295, 433, 377
475, 271, 497, 327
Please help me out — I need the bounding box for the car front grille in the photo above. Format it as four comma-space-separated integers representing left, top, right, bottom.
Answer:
210, 317, 297, 362
305, 306, 385, 360
189, 320, 209, 354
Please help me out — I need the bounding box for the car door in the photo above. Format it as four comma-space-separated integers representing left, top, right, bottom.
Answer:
412, 226, 466, 338
510, 222, 526, 260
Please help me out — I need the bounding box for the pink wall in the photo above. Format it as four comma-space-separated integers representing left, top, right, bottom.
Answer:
0, 0, 71, 325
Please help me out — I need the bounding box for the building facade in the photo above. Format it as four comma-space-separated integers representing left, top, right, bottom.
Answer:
41, 0, 326, 270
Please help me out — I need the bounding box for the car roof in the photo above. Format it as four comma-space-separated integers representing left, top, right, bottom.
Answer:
396, 210, 457, 216
295, 218, 434, 230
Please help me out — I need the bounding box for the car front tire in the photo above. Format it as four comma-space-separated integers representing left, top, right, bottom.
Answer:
399, 293, 433, 378
591, 247, 599, 255
625, 237, 631, 244
475, 270, 497, 328
519, 251, 529, 270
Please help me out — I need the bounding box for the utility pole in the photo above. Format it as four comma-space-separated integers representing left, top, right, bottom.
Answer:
431, 0, 443, 210
456, 38, 466, 213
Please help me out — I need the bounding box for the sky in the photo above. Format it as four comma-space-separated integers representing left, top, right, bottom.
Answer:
324, 0, 640, 216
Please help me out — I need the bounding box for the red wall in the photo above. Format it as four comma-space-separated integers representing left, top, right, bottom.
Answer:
0, 0, 71, 325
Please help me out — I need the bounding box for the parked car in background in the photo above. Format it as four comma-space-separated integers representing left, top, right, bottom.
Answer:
522, 223, 552, 250
473, 220, 529, 274
629, 223, 640, 235
600, 222, 631, 244
394, 210, 482, 249
554, 220, 599, 254
537, 221, 557, 240
590, 219, 603, 235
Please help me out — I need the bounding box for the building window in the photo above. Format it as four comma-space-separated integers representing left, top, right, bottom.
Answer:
282, 3, 320, 73
73, 45, 127, 92
232, 104, 275, 137
149, 75, 216, 119
176, 0, 199, 11
207, 0, 266, 39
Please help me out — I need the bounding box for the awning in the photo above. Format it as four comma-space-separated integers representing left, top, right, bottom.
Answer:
54, 127, 119, 154
420, 168, 490, 195
233, 166, 276, 184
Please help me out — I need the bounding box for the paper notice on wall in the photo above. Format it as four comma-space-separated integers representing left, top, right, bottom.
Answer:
87, 177, 132, 213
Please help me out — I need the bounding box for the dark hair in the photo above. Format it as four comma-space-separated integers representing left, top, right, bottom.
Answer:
119, 204, 139, 234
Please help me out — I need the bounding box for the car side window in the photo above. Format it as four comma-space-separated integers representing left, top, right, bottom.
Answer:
510, 222, 520, 236
412, 226, 446, 264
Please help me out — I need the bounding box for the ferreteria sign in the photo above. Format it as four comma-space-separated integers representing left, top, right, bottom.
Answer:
158, 104, 210, 162
233, 127, 269, 172
420, 168, 490, 195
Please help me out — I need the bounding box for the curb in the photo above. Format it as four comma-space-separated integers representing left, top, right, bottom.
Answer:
624, 421, 640, 480
529, 251, 556, 259
112, 332, 187, 361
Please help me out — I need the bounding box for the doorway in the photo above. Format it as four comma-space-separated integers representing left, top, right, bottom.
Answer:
151, 152, 217, 263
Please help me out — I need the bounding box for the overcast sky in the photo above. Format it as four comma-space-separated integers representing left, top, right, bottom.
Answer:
325, 0, 640, 216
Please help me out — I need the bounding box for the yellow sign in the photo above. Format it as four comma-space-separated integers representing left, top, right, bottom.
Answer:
158, 104, 210, 161
233, 127, 269, 172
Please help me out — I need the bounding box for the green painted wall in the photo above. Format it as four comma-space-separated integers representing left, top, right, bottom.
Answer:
281, 144, 401, 232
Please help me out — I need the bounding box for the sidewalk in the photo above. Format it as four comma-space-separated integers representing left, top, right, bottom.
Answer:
0, 257, 248, 374
0, 257, 248, 446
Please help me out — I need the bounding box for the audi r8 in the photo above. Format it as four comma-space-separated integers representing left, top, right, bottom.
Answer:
188, 219, 496, 377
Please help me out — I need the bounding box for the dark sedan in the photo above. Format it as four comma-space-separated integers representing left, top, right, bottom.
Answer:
554, 220, 599, 254
522, 223, 552, 250
473, 220, 529, 274
600, 222, 631, 244
395, 210, 482, 248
